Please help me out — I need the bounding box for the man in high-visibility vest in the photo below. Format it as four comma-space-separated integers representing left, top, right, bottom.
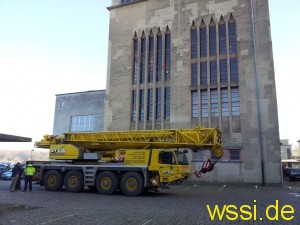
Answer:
23, 163, 36, 192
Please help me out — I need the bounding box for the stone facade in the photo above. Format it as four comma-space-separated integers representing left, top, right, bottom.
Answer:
281, 139, 291, 161
104, 0, 281, 184
53, 90, 105, 135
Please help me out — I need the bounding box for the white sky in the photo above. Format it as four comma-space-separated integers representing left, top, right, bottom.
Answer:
0, 0, 299, 150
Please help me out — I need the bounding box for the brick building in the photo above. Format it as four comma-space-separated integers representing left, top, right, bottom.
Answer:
104, 0, 281, 184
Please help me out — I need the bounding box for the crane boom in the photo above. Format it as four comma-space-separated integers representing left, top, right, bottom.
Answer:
35, 126, 223, 157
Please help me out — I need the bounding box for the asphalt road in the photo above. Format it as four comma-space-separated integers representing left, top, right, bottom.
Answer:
0, 178, 300, 225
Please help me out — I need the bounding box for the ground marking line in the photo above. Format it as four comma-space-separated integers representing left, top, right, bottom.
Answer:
38, 212, 79, 224
141, 219, 152, 225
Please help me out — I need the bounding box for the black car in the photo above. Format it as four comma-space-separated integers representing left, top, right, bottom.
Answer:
283, 167, 292, 177
289, 168, 300, 181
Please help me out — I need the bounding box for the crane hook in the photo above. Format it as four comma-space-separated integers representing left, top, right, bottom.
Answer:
194, 158, 217, 178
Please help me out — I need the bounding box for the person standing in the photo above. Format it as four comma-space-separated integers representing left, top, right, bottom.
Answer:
10, 162, 21, 192
16, 164, 24, 190
23, 163, 36, 192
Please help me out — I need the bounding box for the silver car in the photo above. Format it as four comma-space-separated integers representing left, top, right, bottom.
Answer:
1, 170, 12, 180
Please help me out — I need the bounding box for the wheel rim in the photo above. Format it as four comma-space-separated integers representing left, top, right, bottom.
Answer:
126, 178, 137, 191
48, 175, 57, 187
101, 177, 112, 190
68, 176, 78, 188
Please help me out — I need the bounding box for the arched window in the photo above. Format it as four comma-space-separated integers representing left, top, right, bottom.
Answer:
209, 19, 216, 56
132, 33, 138, 84
191, 22, 197, 85
229, 15, 237, 54
156, 30, 163, 82
139, 89, 145, 121
140, 33, 146, 84
148, 31, 154, 83
147, 89, 153, 121
219, 16, 227, 55
156, 88, 162, 121
164, 87, 170, 120
191, 22, 197, 59
131, 90, 137, 121
165, 27, 171, 81
200, 20, 207, 58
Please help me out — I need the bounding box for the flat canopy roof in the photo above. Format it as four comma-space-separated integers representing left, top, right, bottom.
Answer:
0, 134, 32, 142
282, 159, 300, 163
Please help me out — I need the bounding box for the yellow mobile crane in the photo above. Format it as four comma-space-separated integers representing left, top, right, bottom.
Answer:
33, 127, 222, 196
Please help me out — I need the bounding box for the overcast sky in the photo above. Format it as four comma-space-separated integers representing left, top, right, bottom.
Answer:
0, 0, 299, 151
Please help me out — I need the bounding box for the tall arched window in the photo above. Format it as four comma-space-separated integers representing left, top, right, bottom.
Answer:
132, 33, 138, 84
131, 90, 137, 121
210, 61, 217, 84
191, 22, 197, 85
139, 90, 145, 121
131, 28, 172, 127
156, 88, 162, 121
148, 31, 154, 83
165, 28, 171, 81
229, 16, 237, 54
200, 20, 207, 58
220, 59, 228, 83
147, 89, 153, 121
209, 19, 216, 56
191, 91, 198, 118
156, 30, 163, 82
140, 33, 146, 84
164, 87, 170, 120
219, 16, 227, 55
191, 22, 197, 59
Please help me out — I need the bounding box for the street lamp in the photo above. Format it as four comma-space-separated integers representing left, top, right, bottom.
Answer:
30, 149, 34, 161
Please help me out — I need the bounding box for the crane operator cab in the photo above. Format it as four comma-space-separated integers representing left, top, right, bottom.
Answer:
158, 150, 189, 165
155, 149, 191, 186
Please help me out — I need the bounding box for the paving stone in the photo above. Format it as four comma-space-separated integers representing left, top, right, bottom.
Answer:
0, 180, 299, 225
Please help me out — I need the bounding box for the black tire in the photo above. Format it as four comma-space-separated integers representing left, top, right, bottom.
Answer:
120, 172, 144, 196
64, 170, 84, 193
43, 170, 64, 191
96, 171, 119, 195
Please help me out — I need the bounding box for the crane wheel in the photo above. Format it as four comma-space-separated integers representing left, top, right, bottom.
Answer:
96, 171, 119, 195
64, 170, 84, 193
43, 170, 64, 191
120, 172, 144, 196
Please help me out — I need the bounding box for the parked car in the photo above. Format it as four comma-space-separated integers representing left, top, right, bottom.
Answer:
0, 167, 8, 177
289, 168, 300, 181
1, 170, 12, 180
283, 167, 293, 177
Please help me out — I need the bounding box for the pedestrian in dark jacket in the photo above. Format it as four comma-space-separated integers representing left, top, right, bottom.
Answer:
16, 164, 23, 190
10, 162, 21, 192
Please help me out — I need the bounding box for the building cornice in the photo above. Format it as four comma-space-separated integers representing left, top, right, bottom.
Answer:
56, 90, 106, 97
107, 0, 147, 11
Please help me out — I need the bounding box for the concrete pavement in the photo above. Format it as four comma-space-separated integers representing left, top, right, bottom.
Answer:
0, 179, 300, 225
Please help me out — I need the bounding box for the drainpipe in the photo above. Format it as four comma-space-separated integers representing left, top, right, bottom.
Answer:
250, 0, 265, 186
